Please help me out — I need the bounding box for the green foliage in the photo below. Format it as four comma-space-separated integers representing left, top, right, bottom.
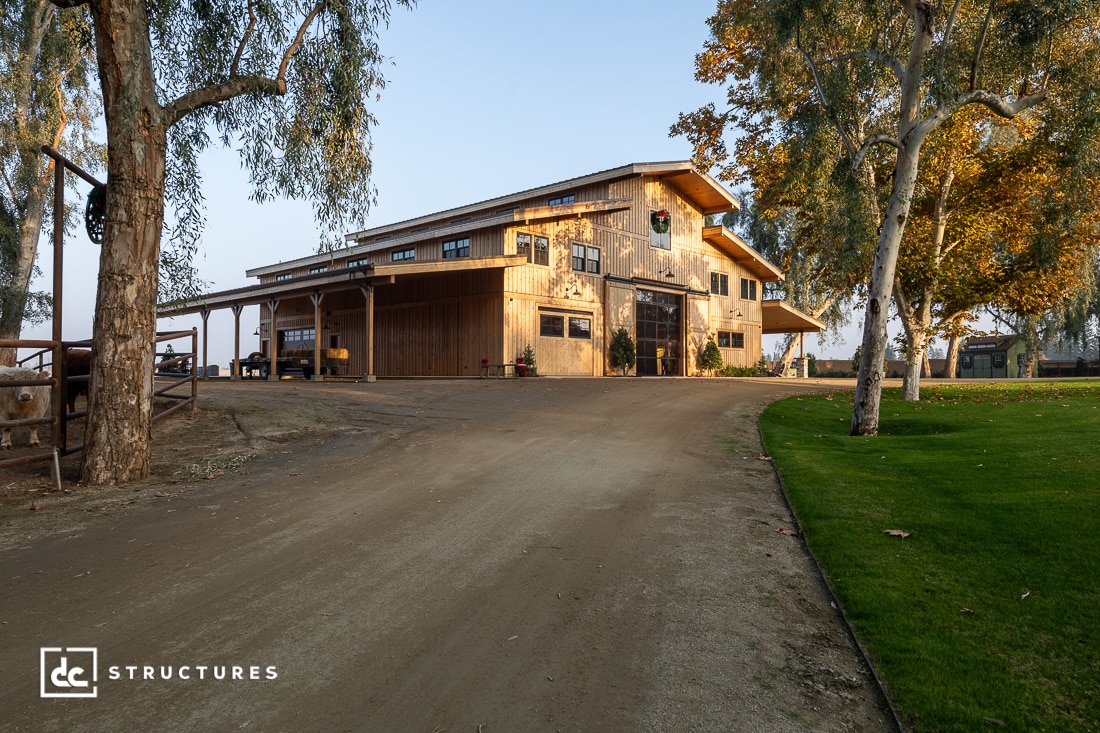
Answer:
805, 352, 817, 377
761, 382, 1100, 731
608, 327, 636, 375
520, 344, 536, 376
700, 337, 723, 374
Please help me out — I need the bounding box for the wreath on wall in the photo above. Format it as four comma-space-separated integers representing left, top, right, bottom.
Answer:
650, 209, 671, 235
85, 183, 107, 244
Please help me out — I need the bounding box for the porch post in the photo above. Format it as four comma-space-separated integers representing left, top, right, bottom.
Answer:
266, 298, 280, 381
200, 307, 211, 379
231, 304, 243, 381
359, 284, 376, 382
310, 290, 325, 381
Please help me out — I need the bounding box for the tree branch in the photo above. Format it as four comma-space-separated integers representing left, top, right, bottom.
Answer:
969, 0, 997, 90
230, 0, 260, 78
795, 25, 859, 160
957, 89, 1049, 119
45, 0, 89, 7
834, 49, 905, 83
165, 1, 328, 127
851, 134, 902, 168
277, 1, 327, 91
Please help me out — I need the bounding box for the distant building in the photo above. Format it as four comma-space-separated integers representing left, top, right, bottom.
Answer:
958, 335, 1028, 378
160, 162, 823, 378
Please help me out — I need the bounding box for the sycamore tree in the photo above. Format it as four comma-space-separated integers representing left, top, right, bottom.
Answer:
0, 0, 100, 365
675, 0, 1098, 435
46, 0, 414, 485
894, 101, 1099, 397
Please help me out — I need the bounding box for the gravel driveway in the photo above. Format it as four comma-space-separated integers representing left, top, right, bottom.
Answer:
0, 377, 893, 731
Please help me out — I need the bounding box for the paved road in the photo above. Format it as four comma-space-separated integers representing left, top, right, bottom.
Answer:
0, 378, 892, 731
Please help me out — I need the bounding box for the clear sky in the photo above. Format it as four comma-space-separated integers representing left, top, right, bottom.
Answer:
28, 0, 878, 368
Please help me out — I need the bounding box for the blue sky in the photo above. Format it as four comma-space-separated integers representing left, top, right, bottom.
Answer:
30, 0, 870, 366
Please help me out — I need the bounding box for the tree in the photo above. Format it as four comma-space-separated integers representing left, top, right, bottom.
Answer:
609, 327, 636, 375
700, 337, 723, 374
0, 0, 100, 365
676, 0, 1098, 435
48, 0, 414, 484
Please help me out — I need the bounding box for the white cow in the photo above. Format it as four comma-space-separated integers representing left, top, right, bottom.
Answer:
0, 366, 51, 449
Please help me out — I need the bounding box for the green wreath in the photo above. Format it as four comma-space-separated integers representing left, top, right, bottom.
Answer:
651, 209, 671, 235
85, 183, 107, 244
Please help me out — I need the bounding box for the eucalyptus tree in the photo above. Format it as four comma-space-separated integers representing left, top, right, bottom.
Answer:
45, 0, 414, 485
675, 0, 1098, 435
0, 0, 100, 365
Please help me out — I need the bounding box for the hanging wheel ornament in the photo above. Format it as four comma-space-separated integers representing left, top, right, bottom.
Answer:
85, 183, 107, 244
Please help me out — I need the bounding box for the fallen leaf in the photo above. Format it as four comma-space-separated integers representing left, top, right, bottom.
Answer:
758, 453, 772, 461
506, 635, 519, 642
29, 502, 40, 511
882, 529, 911, 539
961, 608, 975, 614
775, 527, 799, 537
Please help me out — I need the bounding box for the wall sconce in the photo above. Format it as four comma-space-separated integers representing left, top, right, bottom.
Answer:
658, 265, 675, 279
731, 309, 743, 318
564, 283, 580, 298
253, 327, 259, 336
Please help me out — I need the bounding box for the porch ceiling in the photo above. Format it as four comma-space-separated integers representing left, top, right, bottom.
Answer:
702, 226, 785, 283
761, 299, 825, 334
158, 255, 527, 317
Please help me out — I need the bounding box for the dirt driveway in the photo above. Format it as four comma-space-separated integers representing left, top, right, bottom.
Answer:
0, 378, 892, 731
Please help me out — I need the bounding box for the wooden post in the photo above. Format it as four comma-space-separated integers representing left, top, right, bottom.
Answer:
200, 308, 210, 379
51, 158, 65, 452
266, 298, 280, 381
231, 304, 243, 381
310, 291, 325, 381
359, 284, 376, 382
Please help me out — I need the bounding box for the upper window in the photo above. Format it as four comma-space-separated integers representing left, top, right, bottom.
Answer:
391, 248, 415, 261
740, 277, 758, 301
275, 273, 292, 282
650, 209, 671, 250
442, 237, 470, 259
516, 232, 550, 266
548, 194, 575, 206
993, 353, 1006, 369
571, 243, 600, 274
308, 265, 328, 274
710, 272, 729, 296
347, 258, 370, 268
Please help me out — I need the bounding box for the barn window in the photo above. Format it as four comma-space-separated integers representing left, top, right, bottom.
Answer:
548, 193, 575, 206
534, 235, 550, 266
650, 209, 672, 250
717, 330, 744, 349
740, 277, 758, 301
442, 237, 470, 258
962, 354, 973, 368
308, 265, 327, 274
710, 272, 729, 296
993, 353, 1005, 369
347, 258, 370, 268
391, 248, 415, 261
275, 273, 292, 281
568, 317, 591, 339
540, 314, 564, 337
517, 232, 531, 260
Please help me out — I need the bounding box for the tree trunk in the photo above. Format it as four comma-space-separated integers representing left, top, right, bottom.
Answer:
80, 0, 165, 485
851, 142, 926, 431
944, 331, 961, 378
0, 1, 57, 366
0, 186, 45, 365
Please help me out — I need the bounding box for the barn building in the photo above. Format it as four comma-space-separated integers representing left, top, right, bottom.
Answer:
160, 161, 823, 378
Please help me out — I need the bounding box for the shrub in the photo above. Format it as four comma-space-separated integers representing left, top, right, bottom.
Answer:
520, 344, 537, 376
700, 338, 724, 375
609, 328, 636, 375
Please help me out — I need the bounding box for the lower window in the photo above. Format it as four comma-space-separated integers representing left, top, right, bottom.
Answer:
717, 330, 744, 349
540, 314, 564, 337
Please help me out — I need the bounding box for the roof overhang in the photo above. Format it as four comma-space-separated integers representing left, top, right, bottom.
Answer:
761, 300, 825, 334
702, 225, 784, 282
640, 165, 740, 216
160, 255, 528, 317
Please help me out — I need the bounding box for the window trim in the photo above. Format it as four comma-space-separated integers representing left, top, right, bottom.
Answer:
540, 314, 565, 338
740, 277, 758, 301
571, 242, 600, 274
710, 272, 729, 296
391, 247, 416, 262
442, 236, 470, 259
717, 330, 745, 349
568, 316, 592, 339
275, 273, 292, 282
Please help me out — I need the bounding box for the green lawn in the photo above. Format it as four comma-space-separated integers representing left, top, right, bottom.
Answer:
759, 381, 1100, 732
